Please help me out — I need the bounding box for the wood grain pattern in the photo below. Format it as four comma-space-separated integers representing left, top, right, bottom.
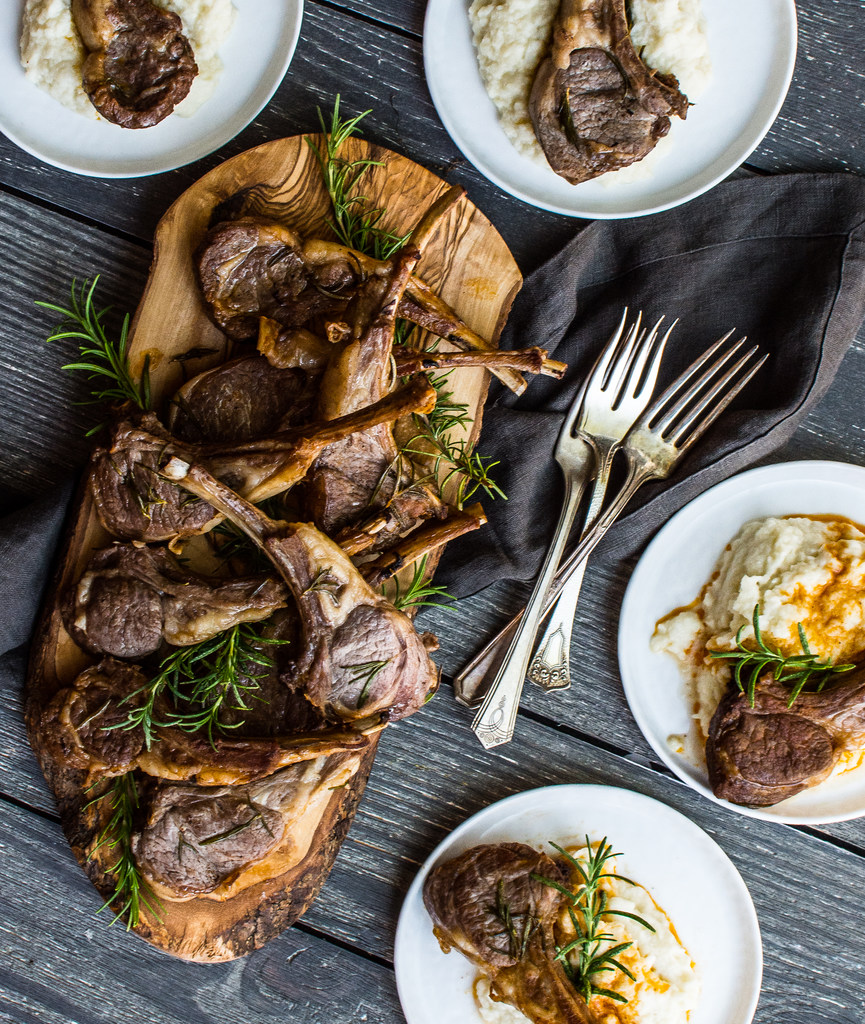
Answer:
23, 134, 521, 961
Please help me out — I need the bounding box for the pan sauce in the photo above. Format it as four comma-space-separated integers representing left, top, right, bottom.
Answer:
473, 847, 699, 1024
653, 515, 865, 769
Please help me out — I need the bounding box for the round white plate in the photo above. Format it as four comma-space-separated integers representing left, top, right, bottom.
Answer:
0, 1, 303, 178
395, 784, 762, 1024
619, 459, 865, 825
423, 0, 797, 218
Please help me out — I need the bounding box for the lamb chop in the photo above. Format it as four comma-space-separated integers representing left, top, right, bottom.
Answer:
63, 543, 288, 659
196, 213, 557, 393
423, 843, 598, 1024
168, 354, 320, 443
529, 0, 689, 184
90, 377, 436, 542
159, 454, 440, 721
71, 0, 197, 129
42, 658, 379, 786
132, 752, 363, 900
707, 669, 865, 806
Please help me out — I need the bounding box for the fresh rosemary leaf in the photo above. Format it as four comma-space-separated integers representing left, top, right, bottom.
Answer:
344, 658, 391, 709
536, 837, 653, 1006
114, 620, 289, 747
387, 554, 457, 613
89, 773, 161, 930
38, 277, 151, 430
708, 603, 855, 707
199, 814, 262, 846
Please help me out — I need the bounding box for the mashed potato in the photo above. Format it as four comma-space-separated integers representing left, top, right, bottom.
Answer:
468, 0, 711, 178
20, 0, 236, 122
653, 515, 865, 760
474, 846, 699, 1024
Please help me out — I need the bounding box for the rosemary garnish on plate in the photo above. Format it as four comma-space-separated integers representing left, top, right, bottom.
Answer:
115, 621, 289, 747
37, 276, 151, 433
492, 878, 537, 959
87, 773, 161, 930
387, 554, 456, 613
533, 838, 654, 1006
708, 604, 855, 707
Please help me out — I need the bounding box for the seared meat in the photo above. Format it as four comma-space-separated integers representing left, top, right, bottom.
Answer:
132, 754, 361, 898
168, 355, 319, 443
72, 0, 197, 129
336, 483, 448, 557
91, 379, 436, 542
159, 456, 441, 721
529, 0, 688, 183
63, 543, 287, 659
707, 670, 865, 806
46, 658, 378, 785
196, 219, 358, 340
423, 843, 597, 1024
40, 659, 148, 773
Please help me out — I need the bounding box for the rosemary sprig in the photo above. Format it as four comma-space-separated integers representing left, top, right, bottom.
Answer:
491, 878, 538, 960
708, 604, 855, 707
533, 838, 654, 1006
302, 566, 343, 605
345, 658, 391, 709
387, 554, 456, 613
308, 96, 410, 260
115, 621, 289, 747
87, 773, 161, 930
38, 277, 150, 434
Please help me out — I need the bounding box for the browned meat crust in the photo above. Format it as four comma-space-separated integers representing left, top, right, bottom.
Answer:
72, 0, 197, 129
529, 0, 688, 184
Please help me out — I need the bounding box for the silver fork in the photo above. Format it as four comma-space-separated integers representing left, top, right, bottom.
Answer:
470, 332, 767, 748
467, 311, 672, 746
527, 311, 676, 691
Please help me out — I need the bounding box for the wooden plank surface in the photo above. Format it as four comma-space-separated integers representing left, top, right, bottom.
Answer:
3, 1, 865, 1022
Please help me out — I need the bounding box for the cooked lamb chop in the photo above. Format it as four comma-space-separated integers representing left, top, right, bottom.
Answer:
707, 669, 865, 806
196, 212, 537, 393
335, 483, 448, 557
43, 658, 379, 785
392, 346, 566, 380
168, 354, 319, 443
63, 543, 288, 659
132, 752, 363, 899
423, 843, 597, 1024
196, 219, 358, 340
529, 0, 689, 184
91, 378, 436, 542
159, 455, 440, 721
72, 0, 197, 129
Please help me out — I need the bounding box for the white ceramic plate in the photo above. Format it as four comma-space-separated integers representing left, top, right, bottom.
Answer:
423, 0, 797, 218
395, 784, 762, 1024
619, 460, 865, 825
0, 1, 303, 178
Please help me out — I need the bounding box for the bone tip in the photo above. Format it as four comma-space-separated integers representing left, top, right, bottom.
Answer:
162, 456, 190, 480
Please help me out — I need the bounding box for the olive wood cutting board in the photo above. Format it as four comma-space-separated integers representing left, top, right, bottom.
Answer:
24, 135, 522, 961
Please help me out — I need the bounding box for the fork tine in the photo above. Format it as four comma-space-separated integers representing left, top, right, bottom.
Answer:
603, 311, 642, 395
666, 342, 757, 444
621, 316, 676, 405
561, 307, 630, 434
648, 330, 741, 434
674, 351, 768, 451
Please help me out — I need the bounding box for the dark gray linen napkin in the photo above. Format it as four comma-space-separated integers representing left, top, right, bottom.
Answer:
439, 172, 865, 597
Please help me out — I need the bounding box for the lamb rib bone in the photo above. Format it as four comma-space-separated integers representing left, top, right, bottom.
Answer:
63, 543, 288, 659
392, 345, 566, 380
160, 455, 440, 722
90, 376, 436, 543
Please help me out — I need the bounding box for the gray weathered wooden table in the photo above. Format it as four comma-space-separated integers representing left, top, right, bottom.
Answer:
2, 3, 865, 1023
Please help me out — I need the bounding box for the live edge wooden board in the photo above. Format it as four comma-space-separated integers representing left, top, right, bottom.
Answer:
23, 135, 522, 962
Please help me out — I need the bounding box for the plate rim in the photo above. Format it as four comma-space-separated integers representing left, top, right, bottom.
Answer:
618, 458, 865, 825
1, 0, 304, 179
394, 782, 763, 1024
423, 0, 798, 219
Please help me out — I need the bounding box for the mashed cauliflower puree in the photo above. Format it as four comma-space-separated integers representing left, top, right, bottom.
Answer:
468, 0, 712, 179
20, 0, 236, 122
653, 515, 865, 765
474, 846, 699, 1024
